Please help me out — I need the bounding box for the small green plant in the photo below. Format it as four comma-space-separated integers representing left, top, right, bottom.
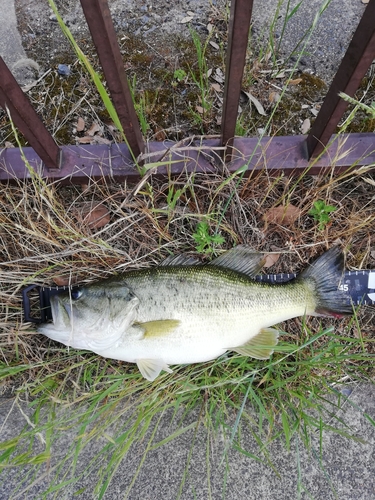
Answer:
173, 68, 187, 83
308, 199, 337, 230
192, 221, 225, 254
129, 75, 150, 136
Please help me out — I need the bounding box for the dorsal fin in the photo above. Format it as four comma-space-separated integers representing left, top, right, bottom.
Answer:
209, 245, 266, 278
160, 255, 201, 266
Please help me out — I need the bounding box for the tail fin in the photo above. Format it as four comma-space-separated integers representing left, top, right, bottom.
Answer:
299, 247, 352, 317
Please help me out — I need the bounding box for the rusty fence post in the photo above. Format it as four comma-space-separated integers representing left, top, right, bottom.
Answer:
79, 0, 144, 160
306, 0, 375, 158
220, 0, 253, 162
0, 57, 61, 169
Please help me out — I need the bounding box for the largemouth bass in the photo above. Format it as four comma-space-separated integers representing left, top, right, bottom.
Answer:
38, 246, 352, 381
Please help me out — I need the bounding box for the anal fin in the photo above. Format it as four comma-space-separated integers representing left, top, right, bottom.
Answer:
231, 327, 279, 360
136, 359, 173, 381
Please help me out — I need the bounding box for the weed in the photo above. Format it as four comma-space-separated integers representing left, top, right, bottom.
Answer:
192, 220, 225, 254
308, 199, 338, 231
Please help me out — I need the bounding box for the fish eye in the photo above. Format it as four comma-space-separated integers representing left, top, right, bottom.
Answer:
70, 288, 82, 300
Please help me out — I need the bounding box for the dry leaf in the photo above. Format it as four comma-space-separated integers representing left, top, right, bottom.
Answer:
242, 90, 266, 116
269, 91, 281, 104
196, 105, 204, 114
206, 68, 213, 78
92, 136, 112, 145
211, 83, 221, 92
53, 276, 72, 286
77, 136, 93, 144
288, 78, 302, 86
213, 67, 224, 83
263, 204, 300, 226
263, 253, 280, 268
154, 126, 167, 141
207, 22, 213, 33
301, 118, 311, 134
180, 16, 194, 23
76, 117, 85, 132
78, 202, 110, 229
209, 41, 219, 50
87, 122, 101, 137
4, 141, 14, 148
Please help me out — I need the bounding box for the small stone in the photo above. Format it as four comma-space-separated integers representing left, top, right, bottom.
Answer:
57, 64, 71, 76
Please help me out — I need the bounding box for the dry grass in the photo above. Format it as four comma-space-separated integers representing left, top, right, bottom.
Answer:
1, 157, 374, 381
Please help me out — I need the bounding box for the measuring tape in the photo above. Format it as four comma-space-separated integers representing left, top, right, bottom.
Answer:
23, 270, 375, 324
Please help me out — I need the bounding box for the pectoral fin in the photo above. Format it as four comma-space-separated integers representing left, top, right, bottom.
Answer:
137, 319, 181, 338
136, 359, 173, 381
231, 327, 279, 359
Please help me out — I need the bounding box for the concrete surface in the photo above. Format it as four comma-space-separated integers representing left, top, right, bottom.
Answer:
0, 0, 38, 84
0, 383, 374, 499
1, 1, 374, 499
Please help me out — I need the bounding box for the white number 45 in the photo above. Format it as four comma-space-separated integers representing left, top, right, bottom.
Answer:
339, 284, 349, 292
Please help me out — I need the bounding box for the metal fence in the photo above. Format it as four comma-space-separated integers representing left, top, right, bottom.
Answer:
1, 0, 375, 183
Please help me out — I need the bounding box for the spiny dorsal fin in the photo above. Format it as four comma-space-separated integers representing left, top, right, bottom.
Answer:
136, 359, 173, 381
160, 255, 201, 266
137, 319, 181, 338
209, 245, 266, 278
231, 327, 279, 359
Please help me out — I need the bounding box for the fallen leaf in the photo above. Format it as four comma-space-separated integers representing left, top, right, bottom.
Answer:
310, 108, 319, 116
154, 126, 167, 141
209, 41, 219, 50
263, 204, 300, 226
211, 83, 221, 92
288, 78, 302, 86
207, 22, 214, 33
53, 276, 72, 286
87, 122, 101, 137
196, 105, 204, 114
269, 91, 281, 104
180, 16, 194, 23
242, 90, 267, 116
92, 136, 112, 145
76, 117, 85, 132
4, 141, 14, 148
77, 136, 93, 144
301, 118, 311, 134
77, 201, 110, 229
206, 68, 213, 78
263, 253, 280, 268
362, 0, 369, 4
213, 67, 224, 83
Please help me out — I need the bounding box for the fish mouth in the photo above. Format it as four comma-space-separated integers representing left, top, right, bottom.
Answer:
37, 295, 72, 342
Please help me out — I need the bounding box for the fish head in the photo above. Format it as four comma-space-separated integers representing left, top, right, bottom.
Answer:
38, 282, 139, 351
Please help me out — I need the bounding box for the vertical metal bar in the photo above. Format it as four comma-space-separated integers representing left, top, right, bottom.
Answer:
306, 0, 375, 158
0, 57, 60, 169
220, 0, 253, 162
79, 0, 144, 159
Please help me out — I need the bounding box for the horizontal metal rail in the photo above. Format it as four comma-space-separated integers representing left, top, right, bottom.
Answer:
1, 133, 374, 184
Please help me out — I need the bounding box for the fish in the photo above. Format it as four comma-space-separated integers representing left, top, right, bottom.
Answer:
37, 246, 352, 381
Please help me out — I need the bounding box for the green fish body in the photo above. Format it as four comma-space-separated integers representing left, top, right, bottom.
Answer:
38, 246, 352, 381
